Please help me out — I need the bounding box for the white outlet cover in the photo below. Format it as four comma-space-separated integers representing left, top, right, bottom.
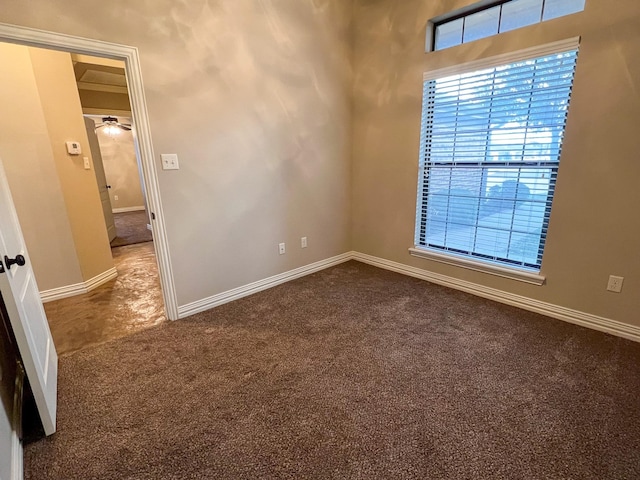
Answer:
161, 153, 180, 170
607, 275, 624, 293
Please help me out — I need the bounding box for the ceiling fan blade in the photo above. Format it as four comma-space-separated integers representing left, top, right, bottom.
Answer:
92, 116, 132, 132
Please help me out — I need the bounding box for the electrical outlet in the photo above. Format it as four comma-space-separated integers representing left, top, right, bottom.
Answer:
161, 153, 180, 170
114, 195, 119, 201
301, 237, 307, 248
607, 275, 624, 293
279, 243, 286, 255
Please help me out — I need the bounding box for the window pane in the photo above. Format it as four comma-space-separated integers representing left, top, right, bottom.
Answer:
542, 0, 586, 21
463, 6, 501, 44
430, 0, 585, 51
416, 49, 579, 270
500, 0, 544, 33
435, 18, 463, 50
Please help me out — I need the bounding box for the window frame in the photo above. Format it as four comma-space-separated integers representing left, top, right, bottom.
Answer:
429, 0, 585, 52
411, 37, 580, 285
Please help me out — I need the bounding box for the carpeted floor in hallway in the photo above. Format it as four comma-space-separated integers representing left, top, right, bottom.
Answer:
24, 261, 640, 479
110, 210, 153, 247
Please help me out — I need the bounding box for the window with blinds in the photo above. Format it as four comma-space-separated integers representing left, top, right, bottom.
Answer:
415, 43, 579, 272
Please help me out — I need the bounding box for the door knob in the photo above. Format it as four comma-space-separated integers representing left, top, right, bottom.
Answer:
4, 254, 26, 270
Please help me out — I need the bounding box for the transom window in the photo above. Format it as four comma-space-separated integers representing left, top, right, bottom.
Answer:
414, 40, 579, 279
432, 0, 586, 51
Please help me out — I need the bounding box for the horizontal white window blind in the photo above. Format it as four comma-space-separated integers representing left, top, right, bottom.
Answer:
415, 43, 579, 272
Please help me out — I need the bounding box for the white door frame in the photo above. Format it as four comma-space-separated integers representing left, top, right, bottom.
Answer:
0, 22, 179, 320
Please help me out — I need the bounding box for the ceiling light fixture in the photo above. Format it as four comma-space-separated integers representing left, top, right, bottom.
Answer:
102, 125, 121, 136
94, 116, 132, 135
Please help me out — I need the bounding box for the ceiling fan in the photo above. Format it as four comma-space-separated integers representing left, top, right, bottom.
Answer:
94, 116, 132, 132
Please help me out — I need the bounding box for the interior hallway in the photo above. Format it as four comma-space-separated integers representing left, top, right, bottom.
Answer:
110, 210, 153, 247
44, 242, 166, 355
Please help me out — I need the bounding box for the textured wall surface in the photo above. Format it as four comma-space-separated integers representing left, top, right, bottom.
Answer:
351, 0, 640, 326
0, 0, 353, 306
88, 116, 145, 211
1, 0, 638, 327
29, 48, 115, 283
0, 43, 84, 291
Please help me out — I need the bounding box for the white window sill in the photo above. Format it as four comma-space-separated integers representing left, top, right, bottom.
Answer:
409, 247, 545, 286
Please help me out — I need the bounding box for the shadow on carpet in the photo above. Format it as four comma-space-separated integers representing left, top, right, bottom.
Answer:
24, 261, 640, 479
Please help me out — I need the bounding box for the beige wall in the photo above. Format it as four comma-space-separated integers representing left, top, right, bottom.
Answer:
0, 43, 114, 291
88, 116, 145, 211
0, 43, 84, 291
0, 1, 353, 306
29, 48, 115, 282
3, 1, 636, 328
351, 0, 640, 326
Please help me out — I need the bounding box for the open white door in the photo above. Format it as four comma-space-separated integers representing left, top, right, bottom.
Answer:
84, 117, 117, 242
0, 157, 57, 435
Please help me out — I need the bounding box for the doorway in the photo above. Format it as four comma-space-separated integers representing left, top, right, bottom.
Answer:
0, 43, 164, 354
0, 26, 178, 336
72, 53, 154, 249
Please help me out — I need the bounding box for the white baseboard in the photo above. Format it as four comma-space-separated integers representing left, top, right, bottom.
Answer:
352, 252, 640, 343
40, 267, 118, 303
112, 206, 145, 214
177, 253, 353, 318
11, 364, 24, 480
40, 282, 85, 303
173, 249, 639, 342
84, 268, 118, 292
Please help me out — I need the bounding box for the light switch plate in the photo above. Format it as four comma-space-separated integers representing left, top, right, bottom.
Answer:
161, 153, 180, 170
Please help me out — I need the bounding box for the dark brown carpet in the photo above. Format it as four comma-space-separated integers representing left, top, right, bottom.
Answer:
24, 261, 640, 479
110, 211, 153, 247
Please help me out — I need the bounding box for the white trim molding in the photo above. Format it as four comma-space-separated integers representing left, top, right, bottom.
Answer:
352, 252, 640, 343
0, 22, 179, 320
409, 247, 545, 285
40, 267, 118, 303
178, 253, 353, 318
84, 267, 118, 292
40, 282, 85, 303
177, 250, 639, 342
423, 37, 581, 81
112, 206, 145, 214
